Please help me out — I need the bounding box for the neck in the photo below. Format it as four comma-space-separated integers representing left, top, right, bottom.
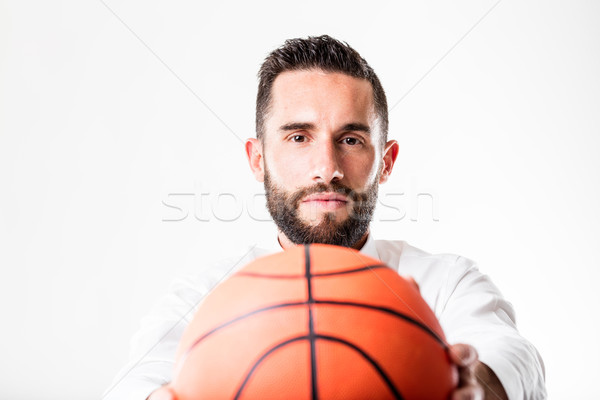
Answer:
276, 229, 369, 251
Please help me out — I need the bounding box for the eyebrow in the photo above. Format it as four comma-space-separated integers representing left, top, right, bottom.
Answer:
278, 122, 371, 134
341, 122, 371, 134
278, 122, 315, 132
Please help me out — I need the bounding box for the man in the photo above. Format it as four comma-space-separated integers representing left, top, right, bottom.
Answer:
105, 35, 546, 399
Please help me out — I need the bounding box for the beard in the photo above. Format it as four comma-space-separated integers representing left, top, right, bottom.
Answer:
263, 167, 379, 248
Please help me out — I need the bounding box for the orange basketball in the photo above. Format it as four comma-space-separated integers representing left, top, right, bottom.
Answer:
170, 244, 458, 399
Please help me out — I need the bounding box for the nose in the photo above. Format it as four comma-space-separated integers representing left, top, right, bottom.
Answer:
310, 140, 344, 184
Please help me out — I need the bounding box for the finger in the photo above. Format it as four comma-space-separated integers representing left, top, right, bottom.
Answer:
449, 343, 478, 367
147, 385, 176, 400
403, 275, 420, 292
457, 359, 477, 388
451, 384, 484, 400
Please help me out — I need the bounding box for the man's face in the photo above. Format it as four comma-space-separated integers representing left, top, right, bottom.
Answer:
247, 69, 395, 248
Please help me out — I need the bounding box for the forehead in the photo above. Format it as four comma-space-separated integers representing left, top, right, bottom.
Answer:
268, 69, 376, 127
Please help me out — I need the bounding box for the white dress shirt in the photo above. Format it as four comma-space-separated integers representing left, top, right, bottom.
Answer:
103, 234, 546, 400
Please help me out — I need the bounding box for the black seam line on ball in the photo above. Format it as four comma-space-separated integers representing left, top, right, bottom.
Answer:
180, 297, 447, 368
316, 334, 404, 400
233, 335, 308, 400
233, 334, 405, 400
182, 299, 445, 354
305, 245, 318, 400
236, 264, 389, 279
314, 300, 446, 348
180, 301, 307, 363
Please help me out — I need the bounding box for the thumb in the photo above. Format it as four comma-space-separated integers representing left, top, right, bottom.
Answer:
449, 343, 478, 367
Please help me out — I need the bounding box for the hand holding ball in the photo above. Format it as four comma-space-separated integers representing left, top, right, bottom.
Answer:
170, 244, 458, 399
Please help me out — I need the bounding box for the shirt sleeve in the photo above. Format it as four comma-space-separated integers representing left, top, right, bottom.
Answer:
438, 256, 547, 400
103, 245, 262, 400
102, 274, 216, 400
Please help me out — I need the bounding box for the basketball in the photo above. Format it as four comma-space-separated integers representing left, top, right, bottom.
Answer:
170, 244, 458, 399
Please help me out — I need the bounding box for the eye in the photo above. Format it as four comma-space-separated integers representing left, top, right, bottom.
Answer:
291, 135, 306, 143
342, 137, 360, 146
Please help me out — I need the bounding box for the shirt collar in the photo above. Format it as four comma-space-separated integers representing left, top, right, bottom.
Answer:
358, 231, 379, 260
263, 230, 379, 260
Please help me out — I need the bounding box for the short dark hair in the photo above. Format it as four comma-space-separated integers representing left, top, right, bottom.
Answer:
256, 35, 388, 144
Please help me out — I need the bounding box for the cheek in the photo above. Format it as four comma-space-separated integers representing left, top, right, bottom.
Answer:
266, 149, 310, 185
342, 154, 380, 187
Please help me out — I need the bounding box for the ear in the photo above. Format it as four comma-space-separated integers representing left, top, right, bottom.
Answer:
245, 138, 265, 182
379, 140, 399, 184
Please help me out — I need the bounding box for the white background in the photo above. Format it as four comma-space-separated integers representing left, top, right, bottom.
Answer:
1, 0, 599, 398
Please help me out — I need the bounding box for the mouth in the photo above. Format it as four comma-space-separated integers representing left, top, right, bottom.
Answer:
301, 192, 349, 210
